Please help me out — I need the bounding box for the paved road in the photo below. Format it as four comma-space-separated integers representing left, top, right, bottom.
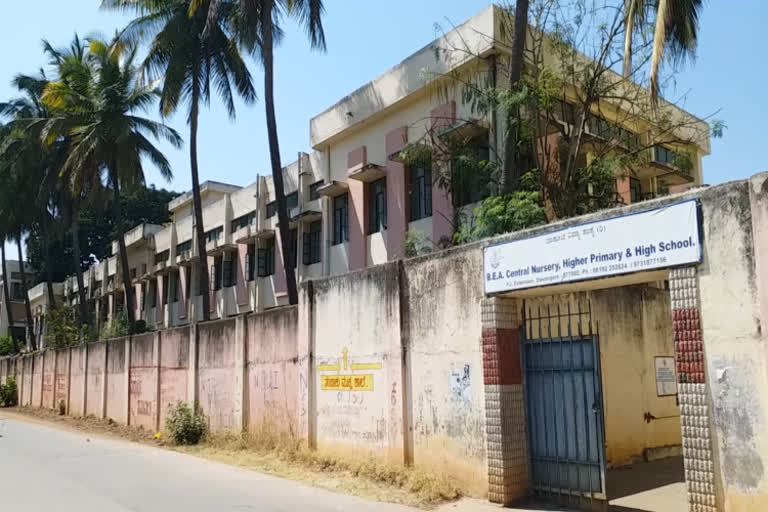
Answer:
0, 414, 418, 512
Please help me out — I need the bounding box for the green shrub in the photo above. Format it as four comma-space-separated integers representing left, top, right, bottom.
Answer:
130, 319, 148, 335
404, 231, 433, 258
0, 377, 18, 407
99, 312, 131, 340
0, 335, 17, 356
46, 306, 82, 349
166, 401, 207, 445
454, 191, 547, 244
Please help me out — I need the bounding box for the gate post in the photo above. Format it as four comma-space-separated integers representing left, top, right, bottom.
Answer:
670, 267, 718, 512
481, 296, 528, 504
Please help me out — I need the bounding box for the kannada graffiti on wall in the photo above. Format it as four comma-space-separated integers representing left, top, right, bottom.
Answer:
316, 347, 381, 392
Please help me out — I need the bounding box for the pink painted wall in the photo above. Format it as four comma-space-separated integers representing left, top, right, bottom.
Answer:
86, 342, 106, 417
54, 350, 69, 412
430, 102, 456, 247
31, 353, 43, 407
69, 345, 86, 417
129, 333, 156, 430
386, 127, 408, 260
106, 337, 128, 424
348, 147, 368, 271
42, 351, 55, 409
245, 307, 299, 434
197, 319, 236, 431
22, 356, 33, 406
159, 327, 189, 429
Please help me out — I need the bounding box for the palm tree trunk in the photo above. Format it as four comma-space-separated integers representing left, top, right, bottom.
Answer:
1, 242, 17, 352
649, 0, 670, 102
263, 0, 299, 305
622, 0, 637, 78
110, 166, 136, 324
501, 0, 529, 193
44, 237, 56, 309
16, 231, 35, 351
190, 67, 210, 322
71, 206, 89, 328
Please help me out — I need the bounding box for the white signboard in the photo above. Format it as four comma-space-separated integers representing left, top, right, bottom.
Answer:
484, 200, 701, 294
655, 356, 678, 396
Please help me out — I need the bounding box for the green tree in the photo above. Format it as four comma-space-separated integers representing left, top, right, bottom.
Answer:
104, 0, 256, 321
215, 0, 326, 305
42, 36, 182, 325
622, 0, 703, 100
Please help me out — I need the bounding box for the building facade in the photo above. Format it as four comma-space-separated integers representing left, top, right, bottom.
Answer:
0, 259, 33, 341
27, 5, 710, 333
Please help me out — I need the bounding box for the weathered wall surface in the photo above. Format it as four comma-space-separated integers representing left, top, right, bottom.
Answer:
245, 307, 298, 433
106, 338, 127, 424
22, 356, 33, 406
31, 353, 43, 407
42, 350, 54, 409
312, 263, 405, 463
158, 327, 189, 428
69, 345, 86, 417
54, 350, 69, 412
697, 178, 768, 511
129, 333, 156, 430
86, 342, 105, 418
403, 247, 488, 494
198, 319, 236, 431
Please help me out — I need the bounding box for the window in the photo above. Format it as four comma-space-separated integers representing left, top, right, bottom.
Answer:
654, 145, 677, 165
409, 167, 432, 221
309, 180, 324, 201
185, 267, 191, 298
287, 228, 298, 269
205, 227, 223, 243
10, 272, 21, 280
553, 100, 576, 125
170, 272, 179, 303
452, 134, 492, 207
149, 280, 157, 308
176, 240, 192, 254
266, 201, 277, 218
223, 255, 235, 288
11, 282, 24, 301
303, 221, 322, 265
231, 211, 256, 232
211, 256, 223, 291
369, 178, 387, 233
257, 237, 275, 277
130, 268, 137, 280
286, 192, 298, 210
246, 244, 256, 281
333, 194, 349, 245
140, 283, 146, 311
630, 177, 642, 203
154, 250, 169, 265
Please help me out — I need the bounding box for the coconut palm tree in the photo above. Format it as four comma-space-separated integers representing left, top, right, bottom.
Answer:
42, 35, 182, 325
103, 0, 256, 321
501, 0, 529, 193
622, 0, 703, 100
205, 0, 325, 305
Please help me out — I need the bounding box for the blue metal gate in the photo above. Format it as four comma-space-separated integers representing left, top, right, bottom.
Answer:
522, 301, 607, 503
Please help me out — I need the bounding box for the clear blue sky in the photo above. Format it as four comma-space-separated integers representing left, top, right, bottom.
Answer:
0, 1, 762, 195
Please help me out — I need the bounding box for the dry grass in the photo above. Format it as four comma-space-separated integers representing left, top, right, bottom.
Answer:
4, 409, 462, 509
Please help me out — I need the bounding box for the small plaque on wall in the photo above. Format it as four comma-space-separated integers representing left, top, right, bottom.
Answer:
655, 356, 678, 396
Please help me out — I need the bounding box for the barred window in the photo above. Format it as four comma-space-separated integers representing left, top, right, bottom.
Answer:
303, 221, 321, 265
409, 167, 432, 221
369, 178, 387, 233
333, 194, 349, 245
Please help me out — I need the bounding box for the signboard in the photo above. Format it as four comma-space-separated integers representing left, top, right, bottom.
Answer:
483, 200, 701, 294
321, 374, 374, 391
655, 356, 678, 396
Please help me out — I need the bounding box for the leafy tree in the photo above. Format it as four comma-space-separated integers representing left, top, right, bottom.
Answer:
42, 36, 182, 324
215, 0, 326, 305
454, 191, 547, 244
105, 0, 256, 321
45, 305, 82, 349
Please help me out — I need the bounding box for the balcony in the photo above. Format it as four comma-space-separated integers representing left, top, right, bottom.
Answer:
153, 260, 169, 275
316, 180, 348, 197
347, 163, 386, 183
176, 249, 194, 266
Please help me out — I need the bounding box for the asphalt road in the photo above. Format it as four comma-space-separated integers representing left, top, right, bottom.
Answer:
0, 415, 417, 512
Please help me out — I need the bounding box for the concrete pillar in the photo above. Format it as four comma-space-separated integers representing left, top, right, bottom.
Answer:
273, 235, 287, 297
101, 342, 108, 420
430, 102, 456, 248
124, 336, 131, 425
480, 296, 529, 505
233, 315, 247, 432
669, 267, 718, 512
82, 343, 88, 418
297, 281, 315, 448
179, 266, 188, 319
51, 350, 58, 409
386, 127, 408, 260
156, 275, 165, 327
347, 146, 368, 271
153, 330, 161, 432
207, 256, 217, 316
187, 323, 198, 406
235, 244, 249, 307
66, 348, 72, 414
39, 351, 44, 408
